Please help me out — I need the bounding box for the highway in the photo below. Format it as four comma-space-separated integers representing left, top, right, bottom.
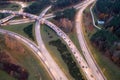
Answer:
0, 1, 28, 24
0, 5, 67, 79
43, 19, 96, 80
0, 15, 15, 24
1, 9, 96, 80
2, 18, 35, 25
0, 0, 91, 23
35, 21, 68, 80
38, 6, 52, 19
0, 0, 94, 27
44, 13, 56, 19
75, 0, 106, 80
0, 0, 107, 80
0, 1, 28, 12
35, 6, 68, 80
8, 1, 28, 12
0, 10, 38, 20
44, 0, 92, 19
0, 29, 55, 80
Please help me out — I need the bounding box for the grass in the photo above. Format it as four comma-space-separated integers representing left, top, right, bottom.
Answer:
0, 2, 20, 11
0, 13, 10, 19
68, 29, 87, 63
12, 16, 24, 20
68, 29, 82, 53
83, 4, 97, 37
2, 23, 36, 42
0, 34, 51, 80
40, 24, 74, 79
49, 39, 84, 80
82, 4, 120, 80
40, 24, 88, 80
0, 70, 16, 80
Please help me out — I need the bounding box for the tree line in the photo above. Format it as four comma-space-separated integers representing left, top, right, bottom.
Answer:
94, 0, 120, 38
54, 8, 76, 20
49, 39, 84, 80
91, 30, 120, 66
53, 0, 83, 9
91, 0, 120, 67
24, 0, 51, 14
0, 0, 34, 2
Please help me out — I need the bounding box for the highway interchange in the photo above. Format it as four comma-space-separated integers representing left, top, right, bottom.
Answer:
0, 0, 106, 80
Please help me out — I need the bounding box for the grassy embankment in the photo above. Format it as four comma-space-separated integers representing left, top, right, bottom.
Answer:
40, 25, 74, 79
0, 2, 20, 11
0, 70, 16, 80
68, 28, 82, 53
0, 13, 10, 19
2, 23, 36, 42
0, 2, 16, 19
0, 34, 51, 80
40, 24, 86, 80
82, 5, 120, 80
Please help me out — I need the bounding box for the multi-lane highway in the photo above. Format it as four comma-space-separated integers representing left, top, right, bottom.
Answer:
44, 0, 92, 19
43, 19, 96, 80
35, 21, 68, 80
0, 10, 38, 20
38, 6, 52, 19
0, 15, 15, 24
75, 0, 106, 80
0, 1, 28, 24
0, 0, 107, 80
2, 18, 35, 25
0, 29, 55, 80
35, 6, 68, 80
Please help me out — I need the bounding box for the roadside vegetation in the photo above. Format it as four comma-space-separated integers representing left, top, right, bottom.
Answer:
1, 23, 35, 42
54, 8, 76, 21
83, 4, 120, 80
52, 7, 82, 53
94, 0, 120, 37
0, 70, 16, 80
11, 16, 24, 20
0, 0, 30, 2
24, 0, 82, 15
52, 7, 76, 33
0, 2, 20, 11
68, 31, 82, 53
49, 39, 84, 80
0, 34, 51, 80
40, 24, 74, 79
52, 0, 82, 9
0, 13, 10, 19
40, 25, 85, 80
93, 0, 120, 69
23, 24, 34, 41
24, 0, 51, 14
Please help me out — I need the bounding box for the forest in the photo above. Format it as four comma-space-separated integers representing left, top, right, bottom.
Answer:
24, 0, 82, 14
0, 0, 33, 2
91, 0, 120, 67
94, 0, 120, 37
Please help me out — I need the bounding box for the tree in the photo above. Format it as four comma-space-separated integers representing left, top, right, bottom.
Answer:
53, 0, 82, 9
24, 0, 51, 14
54, 8, 76, 20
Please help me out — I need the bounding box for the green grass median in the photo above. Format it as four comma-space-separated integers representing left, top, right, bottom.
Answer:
2, 23, 36, 42
40, 24, 85, 80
